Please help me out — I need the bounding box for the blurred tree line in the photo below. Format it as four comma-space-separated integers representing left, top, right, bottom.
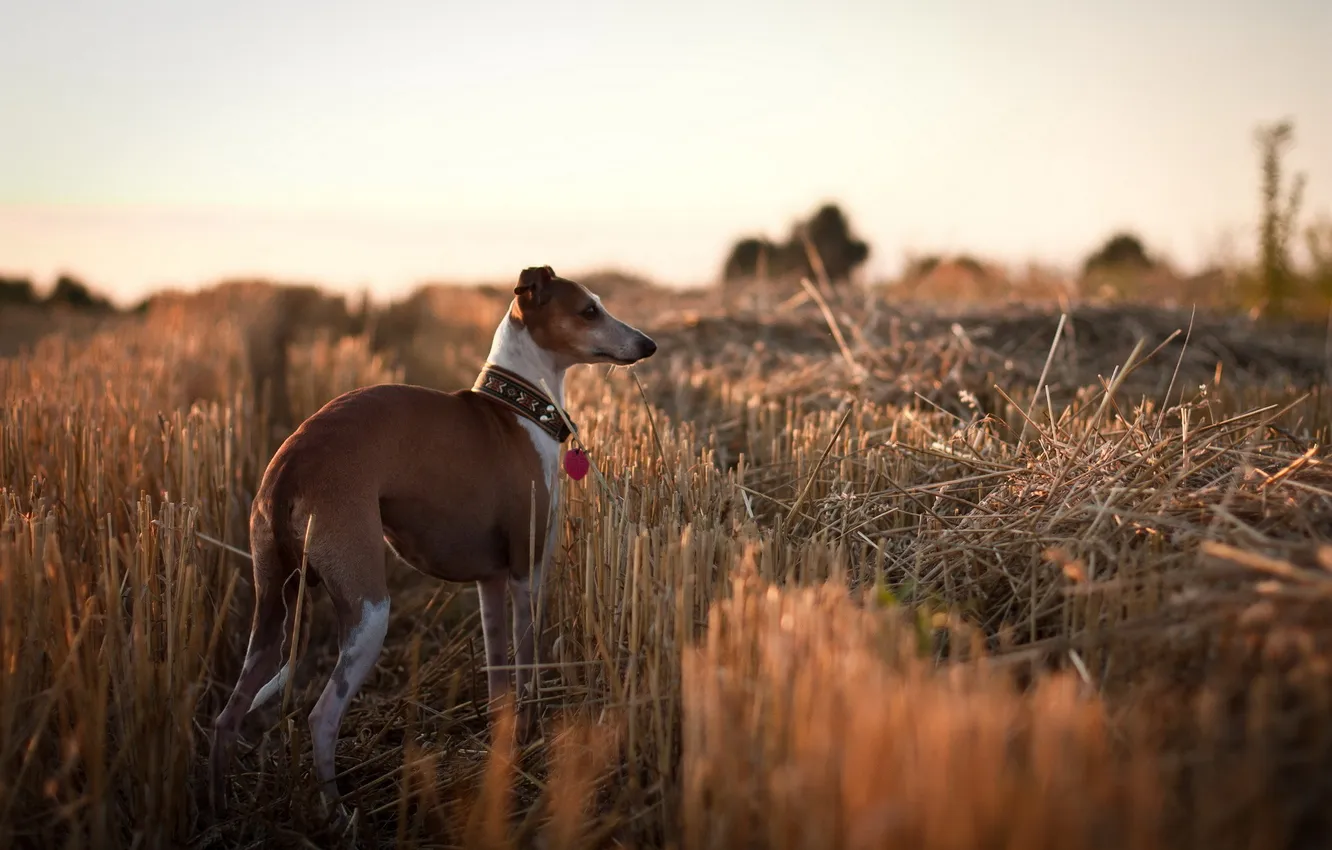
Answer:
719, 119, 1329, 317
0, 273, 115, 311
7, 117, 1328, 324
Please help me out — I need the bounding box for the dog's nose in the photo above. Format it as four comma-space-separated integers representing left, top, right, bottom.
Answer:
640, 337, 658, 357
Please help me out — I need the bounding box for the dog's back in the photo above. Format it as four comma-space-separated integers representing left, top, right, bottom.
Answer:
251, 382, 551, 587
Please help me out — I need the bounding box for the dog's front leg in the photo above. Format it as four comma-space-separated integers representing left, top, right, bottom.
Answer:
512, 480, 558, 745
477, 576, 510, 717
510, 574, 541, 744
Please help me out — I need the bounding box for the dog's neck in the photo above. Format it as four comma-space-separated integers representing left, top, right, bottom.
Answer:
484, 308, 567, 408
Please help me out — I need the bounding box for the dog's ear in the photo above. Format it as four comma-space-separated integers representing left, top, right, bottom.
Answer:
515, 266, 555, 305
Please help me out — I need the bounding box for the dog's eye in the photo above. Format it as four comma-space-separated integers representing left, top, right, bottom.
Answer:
581, 304, 599, 320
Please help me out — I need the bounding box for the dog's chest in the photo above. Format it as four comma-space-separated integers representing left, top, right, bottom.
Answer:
515, 417, 564, 579
514, 417, 560, 495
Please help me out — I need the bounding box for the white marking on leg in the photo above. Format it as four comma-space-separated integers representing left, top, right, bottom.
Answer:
249, 661, 291, 712
511, 576, 535, 701
308, 597, 390, 799
477, 577, 510, 710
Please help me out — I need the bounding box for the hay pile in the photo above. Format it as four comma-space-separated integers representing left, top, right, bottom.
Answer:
644, 298, 1329, 418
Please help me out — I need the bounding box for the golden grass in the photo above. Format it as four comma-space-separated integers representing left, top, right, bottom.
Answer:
1, 278, 1330, 849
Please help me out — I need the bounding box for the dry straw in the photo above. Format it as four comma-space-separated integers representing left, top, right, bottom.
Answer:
0, 279, 1329, 849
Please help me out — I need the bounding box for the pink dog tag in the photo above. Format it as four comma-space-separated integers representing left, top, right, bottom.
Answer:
563, 448, 589, 481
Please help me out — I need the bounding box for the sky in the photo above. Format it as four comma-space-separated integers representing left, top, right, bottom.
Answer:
1, 0, 1329, 305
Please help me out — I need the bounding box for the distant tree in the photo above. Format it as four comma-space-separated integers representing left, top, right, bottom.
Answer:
722, 202, 871, 285
0, 277, 36, 305
796, 203, 871, 283
1082, 232, 1155, 278
45, 274, 113, 311
1254, 120, 1305, 317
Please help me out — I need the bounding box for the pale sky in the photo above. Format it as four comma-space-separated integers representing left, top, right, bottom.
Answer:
2, 0, 1329, 305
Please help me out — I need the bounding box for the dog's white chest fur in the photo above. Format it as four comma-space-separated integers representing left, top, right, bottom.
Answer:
516, 418, 560, 498
516, 417, 563, 567
486, 314, 566, 565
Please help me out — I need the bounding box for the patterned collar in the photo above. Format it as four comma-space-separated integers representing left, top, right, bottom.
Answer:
471, 363, 576, 443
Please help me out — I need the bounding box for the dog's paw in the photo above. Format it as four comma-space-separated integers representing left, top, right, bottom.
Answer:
206, 764, 229, 817
318, 792, 362, 841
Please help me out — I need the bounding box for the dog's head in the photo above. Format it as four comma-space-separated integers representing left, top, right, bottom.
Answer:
511, 266, 657, 367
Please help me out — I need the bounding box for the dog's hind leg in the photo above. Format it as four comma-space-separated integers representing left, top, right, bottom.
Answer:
308, 596, 389, 810
306, 523, 390, 811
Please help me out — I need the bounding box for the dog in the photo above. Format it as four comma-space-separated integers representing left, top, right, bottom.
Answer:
208, 265, 657, 816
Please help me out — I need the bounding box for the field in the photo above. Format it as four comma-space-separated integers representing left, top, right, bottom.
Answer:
2, 273, 1331, 849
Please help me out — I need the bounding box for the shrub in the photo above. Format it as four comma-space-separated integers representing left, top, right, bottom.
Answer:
0, 277, 36, 306
1082, 232, 1155, 278
722, 202, 870, 285
44, 274, 114, 311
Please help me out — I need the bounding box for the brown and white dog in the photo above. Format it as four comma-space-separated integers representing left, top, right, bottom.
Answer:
208, 265, 656, 814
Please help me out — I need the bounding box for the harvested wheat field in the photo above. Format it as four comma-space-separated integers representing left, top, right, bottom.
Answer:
2, 278, 1331, 850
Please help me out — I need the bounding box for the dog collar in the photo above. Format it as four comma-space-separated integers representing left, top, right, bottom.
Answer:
472, 363, 576, 443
